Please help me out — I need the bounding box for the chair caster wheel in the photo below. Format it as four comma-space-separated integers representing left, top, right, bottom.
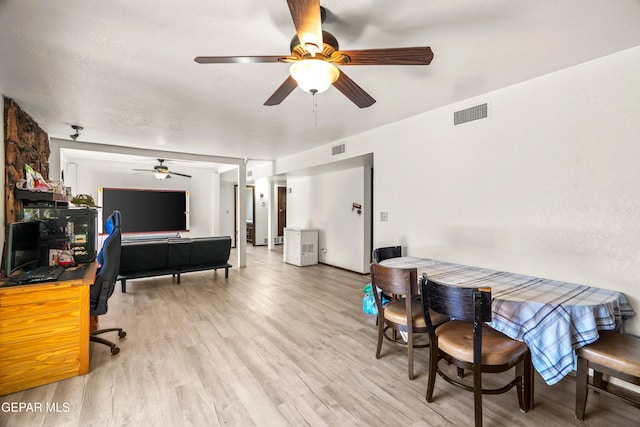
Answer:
110, 345, 120, 355
118, 331, 127, 338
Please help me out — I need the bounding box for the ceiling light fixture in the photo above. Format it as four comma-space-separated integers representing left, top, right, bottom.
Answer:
69, 125, 83, 141
289, 59, 340, 95
154, 171, 169, 180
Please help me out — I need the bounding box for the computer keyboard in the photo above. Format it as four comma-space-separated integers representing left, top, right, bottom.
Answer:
13, 265, 66, 284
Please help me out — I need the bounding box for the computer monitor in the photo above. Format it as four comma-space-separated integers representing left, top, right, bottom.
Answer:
6, 221, 45, 273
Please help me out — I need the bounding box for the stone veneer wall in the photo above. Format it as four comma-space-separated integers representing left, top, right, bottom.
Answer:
3, 97, 50, 232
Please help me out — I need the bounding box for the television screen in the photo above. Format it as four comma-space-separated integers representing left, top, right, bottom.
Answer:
99, 188, 189, 234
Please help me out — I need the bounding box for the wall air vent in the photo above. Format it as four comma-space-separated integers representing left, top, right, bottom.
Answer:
331, 143, 346, 156
454, 103, 488, 125
247, 170, 253, 177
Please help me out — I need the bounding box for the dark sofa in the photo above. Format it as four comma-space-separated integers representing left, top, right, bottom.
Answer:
117, 236, 232, 292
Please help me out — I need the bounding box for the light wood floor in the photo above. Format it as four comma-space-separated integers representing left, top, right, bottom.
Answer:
1, 246, 637, 427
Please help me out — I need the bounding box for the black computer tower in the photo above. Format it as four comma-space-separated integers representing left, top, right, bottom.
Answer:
20, 208, 98, 263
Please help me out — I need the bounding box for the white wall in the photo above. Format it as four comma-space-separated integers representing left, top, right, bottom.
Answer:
252, 179, 270, 246
372, 47, 640, 337
219, 167, 272, 247
278, 46, 640, 334
68, 161, 220, 238
287, 166, 370, 273
219, 181, 236, 246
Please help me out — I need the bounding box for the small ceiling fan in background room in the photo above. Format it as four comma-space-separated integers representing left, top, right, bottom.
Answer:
133, 159, 192, 180
194, 0, 434, 108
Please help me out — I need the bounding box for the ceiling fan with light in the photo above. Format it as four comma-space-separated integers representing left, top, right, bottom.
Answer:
133, 159, 192, 180
194, 0, 434, 108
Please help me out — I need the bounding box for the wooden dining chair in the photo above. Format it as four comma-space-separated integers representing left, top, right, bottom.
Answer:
575, 331, 640, 420
371, 246, 402, 327
420, 275, 533, 427
372, 245, 402, 263
370, 263, 447, 380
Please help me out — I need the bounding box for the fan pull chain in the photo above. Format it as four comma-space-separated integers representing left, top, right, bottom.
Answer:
313, 92, 318, 128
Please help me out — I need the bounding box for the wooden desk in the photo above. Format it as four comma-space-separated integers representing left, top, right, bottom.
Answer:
0, 262, 97, 396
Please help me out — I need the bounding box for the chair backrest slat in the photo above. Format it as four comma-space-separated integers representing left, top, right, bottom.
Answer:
421, 275, 493, 373
420, 275, 492, 343
421, 277, 491, 322
372, 246, 402, 263
370, 262, 416, 296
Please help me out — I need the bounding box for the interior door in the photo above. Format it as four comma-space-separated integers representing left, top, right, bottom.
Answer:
246, 186, 255, 244
277, 186, 287, 237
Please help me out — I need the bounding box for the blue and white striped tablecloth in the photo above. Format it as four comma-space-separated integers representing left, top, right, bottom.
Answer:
380, 256, 636, 385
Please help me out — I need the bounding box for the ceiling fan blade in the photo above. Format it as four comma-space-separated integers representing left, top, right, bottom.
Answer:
264, 75, 298, 106
332, 71, 376, 108
194, 56, 287, 64
168, 172, 192, 178
335, 47, 434, 65
132, 169, 155, 172
287, 0, 323, 54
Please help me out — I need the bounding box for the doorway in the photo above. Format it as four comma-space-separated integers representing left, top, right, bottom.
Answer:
277, 186, 287, 237
234, 185, 255, 246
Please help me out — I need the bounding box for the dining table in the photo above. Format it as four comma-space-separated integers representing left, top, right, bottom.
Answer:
379, 256, 636, 386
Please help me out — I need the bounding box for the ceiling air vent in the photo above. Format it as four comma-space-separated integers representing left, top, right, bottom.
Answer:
454, 103, 488, 125
332, 143, 346, 156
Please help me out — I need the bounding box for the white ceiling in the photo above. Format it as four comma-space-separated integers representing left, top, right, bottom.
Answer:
59, 148, 237, 177
2, 1, 640, 167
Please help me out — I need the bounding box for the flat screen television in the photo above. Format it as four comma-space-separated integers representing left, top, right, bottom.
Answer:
99, 188, 189, 234
6, 221, 46, 273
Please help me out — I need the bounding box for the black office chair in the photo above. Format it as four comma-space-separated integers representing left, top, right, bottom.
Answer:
90, 210, 126, 355
372, 245, 402, 263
